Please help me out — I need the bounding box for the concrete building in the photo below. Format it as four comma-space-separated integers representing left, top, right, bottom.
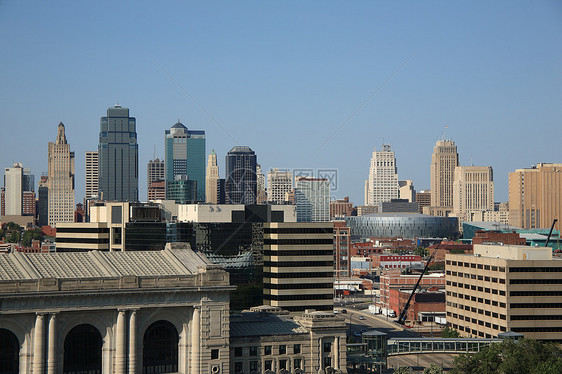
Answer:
167, 175, 198, 204
98, 105, 138, 202
334, 221, 351, 278
416, 190, 431, 214
445, 243, 562, 341
47, 123, 75, 226
85, 151, 99, 199
178, 204, 296, 223
295, 177, 330, 222
3, 163, 24, 216
0, 245, 233, 374
147, 180, 166, 201
263, 222, 334, 312
267, 168, 293, 204
453, 166, 494, 221
377, 199, 418, 213
165, 121, 206, 201
398, 180, 415, 202
365, 145, 399, 206
380, 269, 445, 313
206, 150, 219, 204
230, 306, 347, 374
430, 139, 459, 211
146, 157, 165, 197
256, 164, 267, 204
508, 163, 562, 229
37, 175, 49, 227
225, 146, 257, 205
330, 197, 353, 219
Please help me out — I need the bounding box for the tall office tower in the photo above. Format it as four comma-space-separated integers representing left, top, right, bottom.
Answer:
47, 122, 75, 226
267, 168, 293, 204
430, 139, 459, 208
3, 163, 23, 215
453, 166, 494, 219
147, 158, 165, 187
225, 146, 257, 204
416, 190, 431, 214
263, 222, 334, 312
0, 187, 4, 217
295, 177, 330, 222
85, 151, 99, 199
37, 175, 49, 227
98, 105, 138, 202
165, 121, 206, 201
398, 180, 415, 202
256, 164, 267, 204
364, 144, 399, 205
508, 163, 562, 229
205, 150, 219, 203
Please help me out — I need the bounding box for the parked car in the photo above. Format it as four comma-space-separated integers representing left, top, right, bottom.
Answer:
358, 315, 365, 320
341, 309, 347, 314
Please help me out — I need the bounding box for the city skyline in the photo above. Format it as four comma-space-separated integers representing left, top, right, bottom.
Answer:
1, 2, 561, 205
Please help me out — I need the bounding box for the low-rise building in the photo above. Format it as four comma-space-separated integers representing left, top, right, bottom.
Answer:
380, 269, 445, 313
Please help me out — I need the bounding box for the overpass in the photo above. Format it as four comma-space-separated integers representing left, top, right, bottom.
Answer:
387, 337, 502, 355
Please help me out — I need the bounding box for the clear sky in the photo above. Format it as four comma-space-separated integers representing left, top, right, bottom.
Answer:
1, 1, 561, 205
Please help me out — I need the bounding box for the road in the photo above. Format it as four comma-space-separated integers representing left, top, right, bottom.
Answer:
338, 307, 421, 342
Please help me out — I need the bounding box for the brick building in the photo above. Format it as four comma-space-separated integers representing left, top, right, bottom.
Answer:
388, 287, 445, 322
472, 230, 526, 246
380, 269, 445, 312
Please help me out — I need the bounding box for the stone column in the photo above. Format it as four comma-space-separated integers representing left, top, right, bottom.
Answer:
33, 313, 45, 374
190, 307, 201, 374
47, 314, 57, 374
115, 310, 127, 374
333, 337, 339, 370
128, 310, 137, 374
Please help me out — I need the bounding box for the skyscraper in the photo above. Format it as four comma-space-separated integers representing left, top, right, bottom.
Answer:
295, 177, 330, 222
205, 150, 219, 204
430, 139, 459, 209
508, 163, 562, 229
3, 163, 23, 216
38, 175, 49, 227
453, 166, 494, 220
267, 168, 293, 204
165, 121, 206, 201
365, 144, 399, 205
147, 158, 165, 189
85, 151, 99, 199
256, 164, 267, 204
98, 105, 138, 202
47, 123, 75, 226
225, 146, 257, 204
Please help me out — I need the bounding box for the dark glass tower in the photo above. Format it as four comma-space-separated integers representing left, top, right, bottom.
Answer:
225, 146, 257, 204
98, 105, 138, 202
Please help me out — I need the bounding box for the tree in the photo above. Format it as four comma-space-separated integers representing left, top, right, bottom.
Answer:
452, 339, 562, 374
7, 230, 20, 243
423, 364, 443, 374
393, 367, 411, 374
22, 228, 44, 247
441, 326, 460, 338
414, 247, 428, 257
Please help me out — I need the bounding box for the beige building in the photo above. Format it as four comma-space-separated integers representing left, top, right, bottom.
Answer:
453, 166, 494, 220
147, 157, 165, 191
508, 163, 562, 229
263, 222, 334, 312
206, 150, 219, 204
3, 163, 24, 216
178, 204, 297, 223
430, 139, 459, 210
398, 180, 415, 202
47, 123, 75, 226
445, 243, 562, 341
365, 144, 399, 206
256, 164, 267, 204
267, 168, 293, 204
85, 151, 99, 199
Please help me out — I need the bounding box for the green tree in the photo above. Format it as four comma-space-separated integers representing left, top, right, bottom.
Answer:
414, 247, 428, 257
7, 230, 20, 243
452, 339, 562, 374
441, 326, 460, 338
423, 364, 443, 374
393, 367, 411, 374
6, 222, 21, 231
22, 228, 44, 247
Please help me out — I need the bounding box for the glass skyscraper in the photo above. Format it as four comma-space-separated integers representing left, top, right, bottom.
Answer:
164, 122, 206, 201
98, 105, 138, 202
225, 146, 257, 204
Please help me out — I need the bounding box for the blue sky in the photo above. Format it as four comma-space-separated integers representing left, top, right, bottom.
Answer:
1, 1, 561, 204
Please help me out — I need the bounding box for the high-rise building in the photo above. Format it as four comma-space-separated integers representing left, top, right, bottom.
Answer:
147, 180, 166, 201
3, 163, 23, 216
167, 176, 197, 204
365, 145, 399, 205
98, 105, 138, 202
37, 175, 49, 227
263, 222, 334, 312
330, 196, 353, 219
508, 163, 562, 229
398, 180, 415, 202
205, 150, 219, 204
147, 158, 165, 189
256, 164, 267, 204
47, 123, 75, 226
453, 166, 494, 220
165, 121, 206, 201
430, 139, 459, 209
267, 168, 293, 204
85, 151, 99, 199
416, 190, 431, 214
295, 177, 330, 222
225, 146, 257, 205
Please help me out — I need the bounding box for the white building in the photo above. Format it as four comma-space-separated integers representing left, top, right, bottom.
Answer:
453, 166, 494, 220
267, 168, 293, 204
295, 177, 330, 222
85, 151, 99, 199
365, 145, 399, 205
205, 150, 219, 204
3, 163, 23, 216
178, 204, 297, 223
47, 123, 75, 226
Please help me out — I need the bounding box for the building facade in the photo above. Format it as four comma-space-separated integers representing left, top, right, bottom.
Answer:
3, 163, 24, 216
453, 166, 494, 220
330, 197, 353, 219
98, 105, 138, 202
256, 164, 267, 204
365, 145, 399, 206
225, 146, 257, 205
430, 139, 459, 210
206, 150, 219, 204
508, 163, 562, 229
165, 122, 206, 202
37, 175, 49, 227
398, 180, 415, 202
147, 157, 165, 191
295, 177, 329, 222
267, 168, 293, 204
47, 123, 75, 226
85, 151, 99, 200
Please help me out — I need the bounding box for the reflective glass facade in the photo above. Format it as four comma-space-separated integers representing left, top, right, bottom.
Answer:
225, 146, 257, 204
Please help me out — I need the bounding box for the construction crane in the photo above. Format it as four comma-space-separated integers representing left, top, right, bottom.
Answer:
545, 219, 558, 248
397, 243, 441, 325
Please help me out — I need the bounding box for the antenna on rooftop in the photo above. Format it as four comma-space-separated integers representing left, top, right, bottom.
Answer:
153, 144, 156, 160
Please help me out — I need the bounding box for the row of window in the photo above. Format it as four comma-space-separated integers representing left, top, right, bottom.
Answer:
263, 261, 333, 268
511, 315, 562, 321
264, 228, 333, 234
234, 344, 302, 357
264, 239, 334, 245
263, 272, 333, 279
447, 291, 507, 304
263, 250, 334, 257
510, 303, 562, 308
264, 283, 333, 290
449, 323, 506, 338
447, 302, 506, 320
510, 279, 562, 284
446, 271, 506, 284
510, 291, 562, 297
509, 267, 562, 273
446, 281, 506, 295
234, 357, 304, 374
263, 294, 333, 301
446, 260, 505, 272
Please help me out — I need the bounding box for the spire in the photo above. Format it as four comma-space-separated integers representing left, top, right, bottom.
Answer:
56, 122, 67, 145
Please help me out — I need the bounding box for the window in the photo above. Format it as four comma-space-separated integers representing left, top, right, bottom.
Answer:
294, 344, 301, 354
264, 346, 272, 355
279, 360, 287, 370
265, 360, 272, 371
294, 359, 302, 369
235, 347, 243, 357
249, 346, 257, 357
323, 342, 332, 353
279, 345, 286, 355
323, 357, 332, 369
234, 362, 243, 374
211, 349, 219, 360
250, 361, 258, 372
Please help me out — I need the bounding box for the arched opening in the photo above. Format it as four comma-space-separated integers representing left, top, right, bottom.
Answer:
63, 324, 102, 374
0, 328, 19, 374
143, 320, 178, 373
